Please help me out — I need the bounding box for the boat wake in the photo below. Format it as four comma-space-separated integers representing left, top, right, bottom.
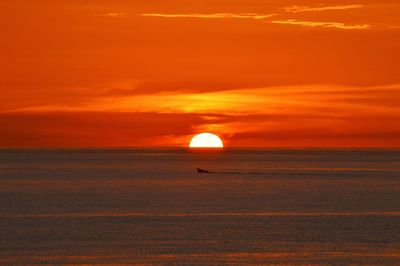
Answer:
196, 168, 264, 175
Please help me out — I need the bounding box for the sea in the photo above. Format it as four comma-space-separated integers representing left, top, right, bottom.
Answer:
1, 148, 400, 265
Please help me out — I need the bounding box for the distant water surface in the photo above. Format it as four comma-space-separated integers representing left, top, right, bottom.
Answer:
1, 149, 400, 264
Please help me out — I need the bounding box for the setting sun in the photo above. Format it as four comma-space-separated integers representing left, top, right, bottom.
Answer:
189, 133, 224, 148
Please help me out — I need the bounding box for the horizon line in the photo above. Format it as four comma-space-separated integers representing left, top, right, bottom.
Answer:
1, 146, 399, 150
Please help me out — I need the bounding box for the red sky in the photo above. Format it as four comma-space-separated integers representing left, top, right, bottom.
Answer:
1, 0, 400, 147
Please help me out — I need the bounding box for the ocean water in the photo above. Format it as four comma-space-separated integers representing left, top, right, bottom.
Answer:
1, 149, 400, 265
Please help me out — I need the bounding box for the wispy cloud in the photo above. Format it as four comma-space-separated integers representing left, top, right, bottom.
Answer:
142, 13, 277, 20
284, 5, 364, 13
97, 12, 126, 18
272, 19, 371, 30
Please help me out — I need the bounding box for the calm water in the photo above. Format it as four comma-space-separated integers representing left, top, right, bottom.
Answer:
1, 149, 400, 265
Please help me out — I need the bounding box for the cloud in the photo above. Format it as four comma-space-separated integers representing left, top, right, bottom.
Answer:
228, 128, 400, 147
8, 84, 400, 114
0, 112, 216, 147
142, 12, 370, 30
272, 19, 371, 30
142, 13, 277, 20
284, 5, 364, 13
97, 12, 126, 18
2, 84, 400, 147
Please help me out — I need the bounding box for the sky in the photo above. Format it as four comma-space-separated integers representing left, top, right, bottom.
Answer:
1, 0, 400, 147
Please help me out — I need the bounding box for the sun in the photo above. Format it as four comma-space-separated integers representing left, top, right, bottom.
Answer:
189, 133, 224, 148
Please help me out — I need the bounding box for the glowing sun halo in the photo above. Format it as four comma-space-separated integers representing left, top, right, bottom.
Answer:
189, 133, 224, 148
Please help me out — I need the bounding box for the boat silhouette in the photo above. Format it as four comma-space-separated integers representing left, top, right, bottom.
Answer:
196, 168, 213, 174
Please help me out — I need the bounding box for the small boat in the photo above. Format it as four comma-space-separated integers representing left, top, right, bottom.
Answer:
197, 168, 210, 174
196, 168, 263, 175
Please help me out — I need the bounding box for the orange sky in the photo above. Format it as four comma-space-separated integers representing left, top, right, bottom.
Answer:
1, 0, 400, 147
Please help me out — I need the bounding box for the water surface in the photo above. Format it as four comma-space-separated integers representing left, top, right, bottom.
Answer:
1, 149, 400, 264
